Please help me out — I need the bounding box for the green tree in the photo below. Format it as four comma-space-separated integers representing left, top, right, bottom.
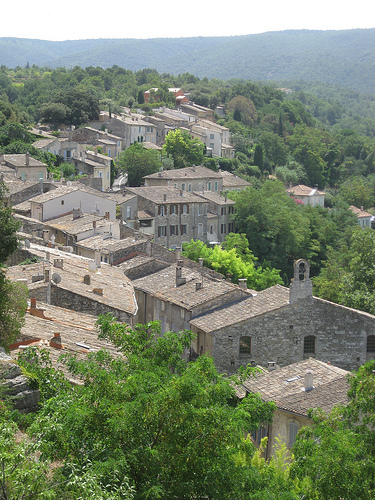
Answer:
182, 235, 283, 290
116, 143, 161, 186
33, 318, 276, 499
39, 102, 71, 127
162, 129, 205, 169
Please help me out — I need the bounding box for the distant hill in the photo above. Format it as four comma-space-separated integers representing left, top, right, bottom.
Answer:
1, 29, 375, 94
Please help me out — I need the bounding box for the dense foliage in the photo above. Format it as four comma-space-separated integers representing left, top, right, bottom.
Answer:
182, 234, 283, 290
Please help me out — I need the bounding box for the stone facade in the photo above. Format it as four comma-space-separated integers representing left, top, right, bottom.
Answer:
190, 259, 375, 374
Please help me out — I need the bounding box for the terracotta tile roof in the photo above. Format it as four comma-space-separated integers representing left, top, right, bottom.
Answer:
195, 191, 235, 205
133, 265, 246, 310
190, 285, 290, 332
238, 358, 350, 417
3, 154, 48, 168
349, 205, 373, 218
286, 184, 325, 196
126, 186, 205, 204
11, 303, 123, 383
45, 213, 108, 235
144, 165, 223, 180
6, 243, 137, 316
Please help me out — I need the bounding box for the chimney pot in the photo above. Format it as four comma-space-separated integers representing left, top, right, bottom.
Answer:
30, 297, 37, 309
305, 370, 314, 391
83, 274, 91, 285
268, 361, 276, 372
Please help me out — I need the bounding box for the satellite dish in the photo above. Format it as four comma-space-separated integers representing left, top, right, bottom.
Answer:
51, 273, 61, 284
24, 239, 30, 248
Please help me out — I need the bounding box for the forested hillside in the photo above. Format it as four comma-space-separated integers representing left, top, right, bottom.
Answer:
1, 28, 375, 94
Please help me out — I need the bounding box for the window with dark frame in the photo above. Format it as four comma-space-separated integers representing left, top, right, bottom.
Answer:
303, 335, 316, 355
367, 335, 375, 353
239, 336, 251, 355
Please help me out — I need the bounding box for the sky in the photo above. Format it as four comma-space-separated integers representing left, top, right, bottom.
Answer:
1, 0, 374, 41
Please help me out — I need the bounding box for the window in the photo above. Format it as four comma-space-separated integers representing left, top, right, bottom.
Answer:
198, 204, 202, 216
188, 183, 192, 192
210, 133, 214, 140
126, 206, 131, 219
108, 149, 111, 157
61, 200, 65, 205
239, 336, 251, 355
221, 207, 227, 216
208, 181, 211, 191
181, 224, 187, 235
182, 204, 188, 214
160, 300, 166, 311
228, 222, 234, 232
252, 426, 267, 445
367, 335, 375, 353
303, 335, 316, 355
65, 150, 71, 159
221, 223, 226, 234
20, 172, 26, 180
158, 226, 167, 237
229, 206, 235, 214
181, 183, 186, 191
170, 204, 178, 215
159, 205, 166, 216
214, 181, 218, 191
289, 422, 299, 447
198, 223, 203, 235
39, 171, 44, 180
170, 225, 178, 236
209, 225, 213, 234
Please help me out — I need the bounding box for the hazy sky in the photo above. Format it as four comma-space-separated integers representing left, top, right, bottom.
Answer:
1, 0, 374, 41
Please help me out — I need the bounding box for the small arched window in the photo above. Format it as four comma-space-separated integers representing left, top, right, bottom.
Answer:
304, 335, 316, 355
239, 336, 251, 355
367, 335, 375, 353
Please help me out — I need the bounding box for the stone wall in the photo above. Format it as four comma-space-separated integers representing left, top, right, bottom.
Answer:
208, 296, 375, 374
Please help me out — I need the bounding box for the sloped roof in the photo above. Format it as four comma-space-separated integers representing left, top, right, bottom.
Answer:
349, 205, 372, 218
144, 165, 223, 180
125, 186, 205, 204
286, 185, 325, 196
133, 265, 246, 310
190, 285, 289, 333
238, 358, 350, 417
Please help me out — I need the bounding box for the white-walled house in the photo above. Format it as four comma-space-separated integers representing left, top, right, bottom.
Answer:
286, 185, 325, 207
29, 185, 117, 222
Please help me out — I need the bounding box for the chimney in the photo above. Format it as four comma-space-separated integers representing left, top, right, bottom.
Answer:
93, 220, 97, 233
72, 208, 81, 220
238, 278, 247, 289
105, 211, 110, 220
83, 274, 91, 285
305, 370, 314, 391
163, 194, 167, 202
42, 229, 50, 242
176, 265, 186, 286
198, 258, 203, 267
44, 269, 50, 283
54, 258, 63, 269
196, 282, 202, 291
26, 151, 30, 166
92, 287, 103, 296
268, 361, 277, 372
30, 297, 37, 309
50, 332, 63, 349
361, 206, 364, 212
175, 247, 181, 262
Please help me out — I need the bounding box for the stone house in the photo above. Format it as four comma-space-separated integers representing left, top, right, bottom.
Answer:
190, 259, 375, 374
132, 260, 250, 335
123, 186, 209, 248
1, 153, 48, 182
6, 246, 138, 324
32, 137, 63, 157
90, 116, 157, 148
70, 126, 125, 157
74, 150, 112, 191
144, 87, 188, 104
195, 190, 236, 243
219, 170, 252, 191
144, 165, 224, 193
180, 103, 215, 122
188, 119, 234, 158
237, 358, 350, 458
286, 185, 325, 207
349, 205, 373, 228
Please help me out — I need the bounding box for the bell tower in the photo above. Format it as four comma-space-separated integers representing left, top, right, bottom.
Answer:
289, 259, 313, 303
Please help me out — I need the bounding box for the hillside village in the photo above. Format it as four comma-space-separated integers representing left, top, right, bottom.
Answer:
1, 90, 374, 462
